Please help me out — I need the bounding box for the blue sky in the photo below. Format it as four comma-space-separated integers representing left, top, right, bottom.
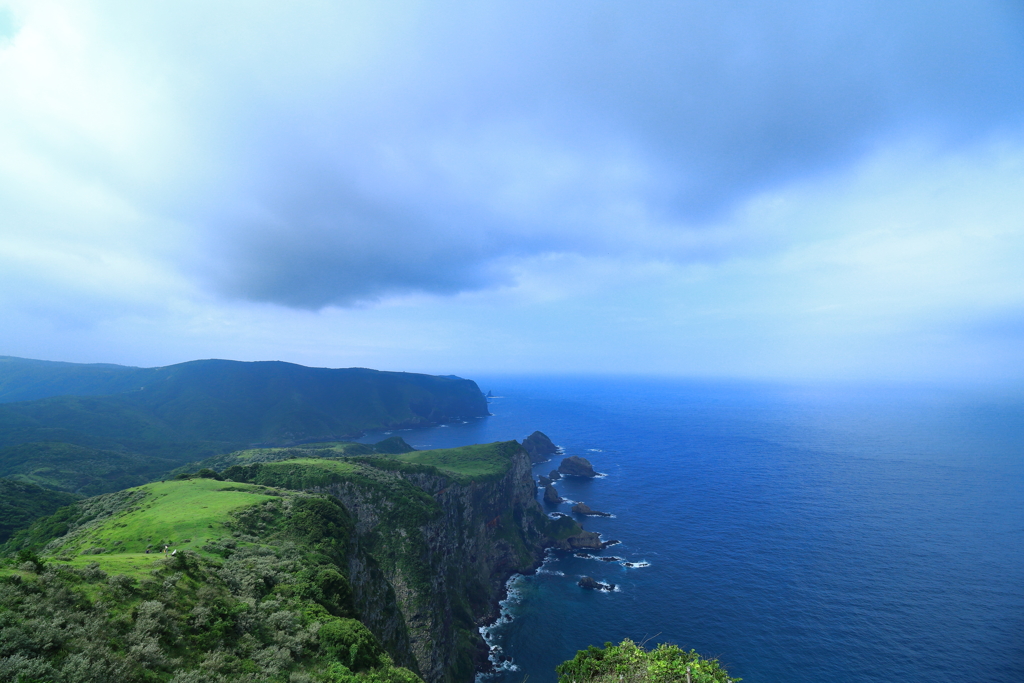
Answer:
1, 1, 1023, 381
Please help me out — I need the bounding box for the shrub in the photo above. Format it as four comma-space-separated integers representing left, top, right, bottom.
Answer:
556, 639, 737, 683
317, 617, 384, 672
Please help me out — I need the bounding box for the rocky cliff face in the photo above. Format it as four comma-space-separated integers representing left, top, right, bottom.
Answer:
312, 446, 552, 683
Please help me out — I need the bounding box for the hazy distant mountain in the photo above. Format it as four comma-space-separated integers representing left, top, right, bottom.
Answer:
0, 357, 488, 490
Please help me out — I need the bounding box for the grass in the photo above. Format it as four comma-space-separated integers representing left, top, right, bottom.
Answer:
385, 441, 520, 483
45, 478, 281, 576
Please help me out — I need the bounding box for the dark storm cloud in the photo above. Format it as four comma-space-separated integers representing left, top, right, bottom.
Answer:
140, 1, 1024, 306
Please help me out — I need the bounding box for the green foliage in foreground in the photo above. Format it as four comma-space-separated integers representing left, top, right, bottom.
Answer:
557, 639, 737, 683
0, 480, 424, 683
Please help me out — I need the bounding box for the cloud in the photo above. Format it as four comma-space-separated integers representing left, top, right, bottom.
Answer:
4, 0, 1023, 310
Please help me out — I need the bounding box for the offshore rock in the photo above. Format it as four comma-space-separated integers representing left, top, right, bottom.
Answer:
554, 529, 605, 550
578, 576, 615, 591
558, 456, 597, 478
549, 469, 562, 481
522, 431, 559, 463
571, 502, 611, 517
544, 484, 563, 504
538, 475, 552, 487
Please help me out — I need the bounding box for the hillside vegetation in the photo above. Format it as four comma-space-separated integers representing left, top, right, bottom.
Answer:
0, 359, 486, 449
0, 477, 423, 683
557, 639, 736, 683
0, 441, 570, 683
0, 479, 80, 544
0, 356, 483, 507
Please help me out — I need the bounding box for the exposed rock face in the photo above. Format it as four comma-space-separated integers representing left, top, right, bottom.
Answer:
558, 456, 597, 478
538, 475, 552, 487
551, 529, 608, 551
571, 502, 611, 517
578, 576, 615, 591
549, 470, 561, 481
310, 445, 554, 683
522, 431, 559, 463
544, 484, 563, 504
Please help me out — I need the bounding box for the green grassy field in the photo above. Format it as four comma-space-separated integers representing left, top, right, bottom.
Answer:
41, 478, 282, 576
387, 441, 520, 483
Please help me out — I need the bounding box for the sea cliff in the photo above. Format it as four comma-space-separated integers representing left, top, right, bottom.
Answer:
222, 441, 576, 683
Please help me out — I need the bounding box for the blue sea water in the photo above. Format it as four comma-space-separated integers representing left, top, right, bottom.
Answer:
359, 377, 1024, 683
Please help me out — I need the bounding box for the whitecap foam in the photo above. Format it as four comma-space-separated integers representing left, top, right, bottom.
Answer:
536, 568, 565, 576
586, 448, 604, 452
477, 574, 527, 679
621, 560, 650, 568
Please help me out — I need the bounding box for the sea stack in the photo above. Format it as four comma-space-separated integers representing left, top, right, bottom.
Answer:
544, 484, 563, 504
522, 431, 559, 463
549, 469, 562, 481
572, 502, 612, 517
558, 455, 597, 478
578, 576, 615, 591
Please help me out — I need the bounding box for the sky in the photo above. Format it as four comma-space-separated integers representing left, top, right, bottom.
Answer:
1, 1, 1023, 382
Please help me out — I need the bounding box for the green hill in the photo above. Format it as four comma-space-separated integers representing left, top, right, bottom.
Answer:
0, 442, 180, 496
0, 358, 487, 448
0, 356, 148, 403
0, 477, 423, 683
1, 441, 571, 683
0, 357, 486, 523
0, 478, 80, 544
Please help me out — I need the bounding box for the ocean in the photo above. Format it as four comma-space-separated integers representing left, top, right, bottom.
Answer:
358, 376, 1024, 683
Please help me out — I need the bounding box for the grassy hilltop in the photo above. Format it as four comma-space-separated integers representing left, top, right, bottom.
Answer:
0, 441, 556, 683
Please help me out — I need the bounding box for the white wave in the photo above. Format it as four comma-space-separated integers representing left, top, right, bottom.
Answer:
574, 553, 624, 563
548, 512, 568, 519
586, 448, 604, 452
536, 568, 565, 576
477, 573, 528, 678
621, 561, 650, 568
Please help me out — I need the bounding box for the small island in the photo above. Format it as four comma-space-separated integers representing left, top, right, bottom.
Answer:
571, 502, 612, 517
578, 576, 615, 591
544, 483, 564, 504
558, 455, 597, 477
522, 431, 559, 463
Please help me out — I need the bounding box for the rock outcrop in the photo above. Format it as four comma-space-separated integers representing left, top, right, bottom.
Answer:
544, 484, 563, 504
522, 431, 559, 463
538, 475, 552, 487
571, 502, 611, 517
549, 469, 561, 481
578, 576, 615, 591
232, 441, 581, 683
558, 456, 597, 478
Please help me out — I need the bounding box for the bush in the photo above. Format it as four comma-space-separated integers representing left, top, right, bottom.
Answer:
556, 639, 737, 683
317, 618, 384, 672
